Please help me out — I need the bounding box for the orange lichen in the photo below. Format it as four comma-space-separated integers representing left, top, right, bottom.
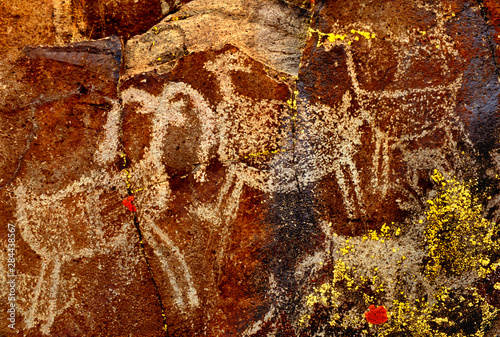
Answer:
122, 195, 137, 212
364, 305, 388, 325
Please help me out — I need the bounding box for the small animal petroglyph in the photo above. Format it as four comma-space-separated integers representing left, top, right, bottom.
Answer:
300, 15, 467, 220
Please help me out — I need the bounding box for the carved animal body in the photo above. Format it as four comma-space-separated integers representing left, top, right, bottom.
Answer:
120, 48, 287, 326
296, 11, 469, 230
14, 100, 126, 334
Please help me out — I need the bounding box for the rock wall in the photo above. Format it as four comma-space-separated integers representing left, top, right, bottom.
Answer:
2, 0, 500, 336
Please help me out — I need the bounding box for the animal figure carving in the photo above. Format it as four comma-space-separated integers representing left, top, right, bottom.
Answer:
111, 49, 284, 315
300, 15, 467, 223
14, 100, 128, 334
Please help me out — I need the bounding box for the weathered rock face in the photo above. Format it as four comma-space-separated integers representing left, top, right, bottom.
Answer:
2, 0, 500, 336
1, 36, 166, 336
120, 45, 290, 335
123, 0, 310, 77
299, 0, 489, 235
69, 0, 188, 41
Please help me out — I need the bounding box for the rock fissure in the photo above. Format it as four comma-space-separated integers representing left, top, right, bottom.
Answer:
132, 213, 169, 336
119, 151, 169, 335
0, 107, 37, 191
0, 133, 32, 190
485, 32, 500, 80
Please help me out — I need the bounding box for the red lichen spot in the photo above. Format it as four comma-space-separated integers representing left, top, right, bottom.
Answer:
364, 305, 388, 325
122, 195, 137, 212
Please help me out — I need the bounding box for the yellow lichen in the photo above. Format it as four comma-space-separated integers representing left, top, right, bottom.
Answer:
297, 314, 311, 326
243, 148, 285, 159
425, 170, 500, 281
287, 90, 299, 110
298, 170, 499, 335
308, 27, 375, 47
350, 29, 375, 39
120, 153, 132, 191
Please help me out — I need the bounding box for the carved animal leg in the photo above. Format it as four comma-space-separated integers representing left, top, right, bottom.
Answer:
25, 259, 62, 334
40, 259, 62, 335
25, 259, 48, 329
148, 222, 199, 309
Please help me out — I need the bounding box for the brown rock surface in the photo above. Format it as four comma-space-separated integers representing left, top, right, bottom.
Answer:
120, 45, 289, 335
2, 0, 500, 336
299, 0, 474, 234
1, 37, 164, 336
123, 0, 310, 77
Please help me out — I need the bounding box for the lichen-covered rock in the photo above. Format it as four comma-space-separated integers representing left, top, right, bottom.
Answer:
2, 0, 500, 336
297, 0, 499, 235
278, 1, 500, 336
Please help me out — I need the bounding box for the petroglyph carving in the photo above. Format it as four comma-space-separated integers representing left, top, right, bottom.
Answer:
13, 100, 130, 334
122, 82, 212, 309
302, 17, 467, 219
122, 48, 281, 311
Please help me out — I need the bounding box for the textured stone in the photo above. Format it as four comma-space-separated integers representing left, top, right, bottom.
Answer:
0, 37, 164, 336
120, 45, 289, 335
124, 0, 310, 77
3, 0, 500, 336
296, 0, 499, 234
